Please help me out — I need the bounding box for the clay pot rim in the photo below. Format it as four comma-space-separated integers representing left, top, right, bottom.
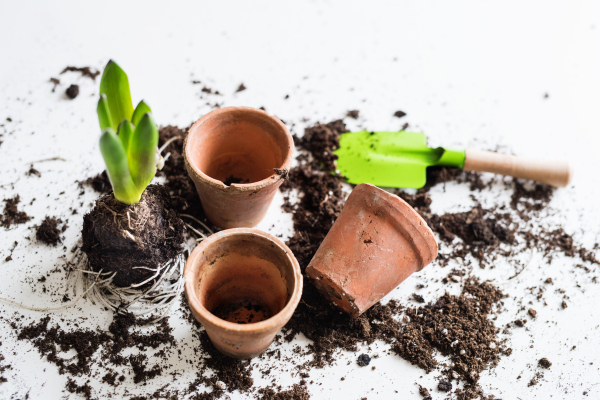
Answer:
183, 106, 294, 192
184, 228, 303, 334
362, 183, 438, 269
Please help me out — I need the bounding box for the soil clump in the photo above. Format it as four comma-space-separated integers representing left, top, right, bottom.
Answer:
1, 195, 31, 228
60, 66, 100, 80
66, 84, 79, 99
81, 171, 111, 194
81, 184, 185, 287
35, 216, 67, 246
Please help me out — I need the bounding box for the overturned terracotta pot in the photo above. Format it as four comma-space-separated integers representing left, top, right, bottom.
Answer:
184, 228, 302, 359
184, 107, 294, 229
306, 183, 438, 317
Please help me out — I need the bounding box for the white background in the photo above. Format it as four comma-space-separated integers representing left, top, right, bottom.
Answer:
0, 1, 599, 399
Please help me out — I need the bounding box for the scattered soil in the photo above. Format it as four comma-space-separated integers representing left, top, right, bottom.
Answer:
279, 121, 514, 399
49, 77, 60, 92
11, 114, 599, 400
81, 185, 185, 287
14, 312, 175, 391
26, 165, 41, 177
60, 66, 100, 80
346, 110, 359, 119
393, 278, 509, 397
1, 195, 31, 229
66, 84, 80, 99
35, 216, 66, 246
257, 384, 310, 400
157, 125, 216, 232
393, 110, 407, 118
418, 385, 432, 400
538, 358, 552, 369
438, 380, 452, 392
292, 119, 349, 171
80, 171, 111, 194
236, 83, 247, 92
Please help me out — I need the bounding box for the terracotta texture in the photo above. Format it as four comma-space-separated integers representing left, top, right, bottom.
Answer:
306, 183, 438, 317
184, 107, 294, 229
184, 228, 303, 359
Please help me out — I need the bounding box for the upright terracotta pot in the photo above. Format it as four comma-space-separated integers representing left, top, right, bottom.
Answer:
184, 107, 294, 229
184, 228, 303, 359
306, 183, 438, 317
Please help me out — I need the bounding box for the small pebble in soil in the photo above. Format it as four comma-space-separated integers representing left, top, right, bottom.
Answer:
66, 84, 79, 99
215, 381, 226, 390
438, 380, 452, 392
357, 354, 371, 367
538, 358, 552, 369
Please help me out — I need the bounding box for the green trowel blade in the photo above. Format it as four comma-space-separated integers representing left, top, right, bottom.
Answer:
334, 130, 466, 189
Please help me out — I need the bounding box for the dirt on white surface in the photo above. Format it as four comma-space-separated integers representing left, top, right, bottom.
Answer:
0, 1, 599, 399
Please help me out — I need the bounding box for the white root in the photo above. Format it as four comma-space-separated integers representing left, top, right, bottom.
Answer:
158, 136, 182, 154
180, 214, 214, 235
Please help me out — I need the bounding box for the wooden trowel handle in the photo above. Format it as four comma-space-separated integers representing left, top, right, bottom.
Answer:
463, 149, 572, 187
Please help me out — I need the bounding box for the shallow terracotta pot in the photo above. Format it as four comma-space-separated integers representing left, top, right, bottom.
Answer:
184, 107, 294, 229
184, 228, 303, 359
306, 183, 438, 317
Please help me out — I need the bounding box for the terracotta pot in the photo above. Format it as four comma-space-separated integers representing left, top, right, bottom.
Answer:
306, 183, 438, 317
184, 228, 303, 359
184, 107, 294, 229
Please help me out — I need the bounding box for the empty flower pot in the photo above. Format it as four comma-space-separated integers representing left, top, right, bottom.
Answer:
306, 183, 438, 317
184, 228, 303, 359
184, 107, 294, 229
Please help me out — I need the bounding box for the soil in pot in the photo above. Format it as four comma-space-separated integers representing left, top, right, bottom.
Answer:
81, 184, 185, 287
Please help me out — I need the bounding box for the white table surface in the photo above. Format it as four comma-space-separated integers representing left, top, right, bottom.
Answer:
1, 1, 599, 399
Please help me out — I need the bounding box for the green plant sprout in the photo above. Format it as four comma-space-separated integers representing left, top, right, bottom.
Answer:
96, 60, 166, 204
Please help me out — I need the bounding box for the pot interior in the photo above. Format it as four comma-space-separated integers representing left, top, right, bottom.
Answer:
196, 233, 295, 324
188, 109, 290, 185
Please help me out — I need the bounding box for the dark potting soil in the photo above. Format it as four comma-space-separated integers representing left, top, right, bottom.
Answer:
81, 184, 185, 287
292, 119, 349, 171
392, 279, 509, 395
60, 66, 100, 80
80, 170, 111, 194
17, 117, 597, 399
346, 110, 360, 119
257, 384, 311, 400
1, 195, 31, 229
157, 125, 217, 233
35, 216, 66, 246
14, 312, 175, 390
223, 175, 250, 185
66, 84, 79, 99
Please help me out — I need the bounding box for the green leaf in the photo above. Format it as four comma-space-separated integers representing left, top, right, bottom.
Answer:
99, 128, 140, 204
99, 60, 134, 131
117, 120, 134, 154
132, 100, 152, 126
97, 94, 113, 131
129, 113, 159, 191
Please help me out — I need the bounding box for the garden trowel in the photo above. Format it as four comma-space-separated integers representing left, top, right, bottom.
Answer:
334, 130, 572, 189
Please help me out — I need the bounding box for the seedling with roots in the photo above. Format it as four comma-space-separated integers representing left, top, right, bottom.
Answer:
97, 60, 172, 204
